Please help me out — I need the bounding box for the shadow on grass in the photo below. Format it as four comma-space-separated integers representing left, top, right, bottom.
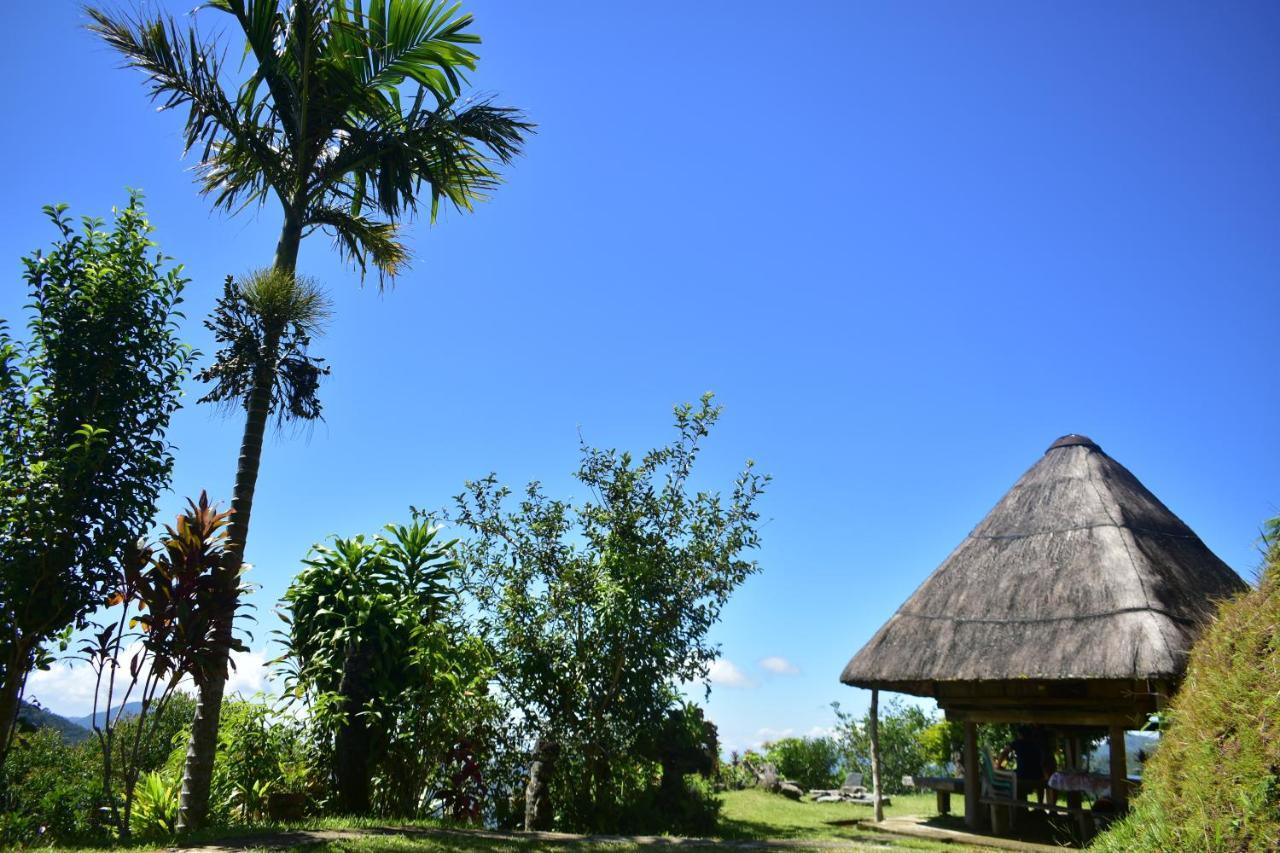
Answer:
915, 810, 1089, 849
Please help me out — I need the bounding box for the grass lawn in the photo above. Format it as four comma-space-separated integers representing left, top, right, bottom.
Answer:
717, 788, 955, 847
43, 789, 962, 851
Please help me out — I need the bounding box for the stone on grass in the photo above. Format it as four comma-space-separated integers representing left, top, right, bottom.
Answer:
778, 782, 804, 800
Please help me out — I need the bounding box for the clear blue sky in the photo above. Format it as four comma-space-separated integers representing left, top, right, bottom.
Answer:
4, 1, 1277, 751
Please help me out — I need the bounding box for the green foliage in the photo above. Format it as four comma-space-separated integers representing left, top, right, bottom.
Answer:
79, 494, 240, 840
0, 194, 195, 762
918, 720, 963, 771
280, 518, 496, 817
87, 0, 533, 282
197, 271, 331, 424
832, 698, 934, 795
1094, 521, 1280, 852
717, 750, 762, 791
132, 771, 180, 838
763, 737, 842, 790
0, 727, 105, 846
453, 394, 768, 831
210, 699, 309, 822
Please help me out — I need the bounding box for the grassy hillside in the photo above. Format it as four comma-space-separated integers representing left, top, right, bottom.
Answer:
1094, 529, 1280, 851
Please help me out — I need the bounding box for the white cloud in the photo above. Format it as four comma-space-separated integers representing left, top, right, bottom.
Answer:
759, 655, 800, 676
27, 657, 101, 718
224, 649, 273, 699
707, 658, 757, 689
751, 726, 794, 749
26, 646, 277, 718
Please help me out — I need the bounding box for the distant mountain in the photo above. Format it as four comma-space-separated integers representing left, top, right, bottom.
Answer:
16, 700, 90, 744
69, 701, 144, 731
1081, 730, 1160, 777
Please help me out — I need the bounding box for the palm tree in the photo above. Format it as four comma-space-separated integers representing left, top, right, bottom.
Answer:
190, 269, 332, 829
88, 0, 531, 829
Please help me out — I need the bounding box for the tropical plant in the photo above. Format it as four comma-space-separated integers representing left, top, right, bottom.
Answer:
89, 1, 531, 828
209, 699, 308, 822
279, 518, 491, 816
131, 771, 180, 838
0, 195, 194, 772
81, 493, 242, 841
0, 727, 104, 846
452, 394, 768, 831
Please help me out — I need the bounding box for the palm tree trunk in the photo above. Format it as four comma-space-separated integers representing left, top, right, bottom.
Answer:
175, 324, 282, 831
174, 207, 302, 832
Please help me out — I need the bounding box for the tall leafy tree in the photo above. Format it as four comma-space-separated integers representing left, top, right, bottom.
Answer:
0, 196, 195, 770
452, 395, 768, 831
88, 0, 531, 828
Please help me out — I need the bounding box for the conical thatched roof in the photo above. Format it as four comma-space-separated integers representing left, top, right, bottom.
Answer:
841, 435, 1246, 693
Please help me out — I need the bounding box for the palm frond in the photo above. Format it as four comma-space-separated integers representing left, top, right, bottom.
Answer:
313, 98, 531, 221
86, 6, 291, 210
306, 206, 410, 282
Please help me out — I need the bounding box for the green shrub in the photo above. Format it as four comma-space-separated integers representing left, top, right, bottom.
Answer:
717, 752, 758, 791
1094, 522, 1280, 852
0, 727, 105, 846
131, 771, 179, 839
211, 698, 309, 823
763, 737, 841, 790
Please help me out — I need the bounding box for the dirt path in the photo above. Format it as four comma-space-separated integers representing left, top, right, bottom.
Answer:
175, 824, 907, 851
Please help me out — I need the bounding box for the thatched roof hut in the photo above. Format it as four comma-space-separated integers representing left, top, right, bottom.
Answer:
842, 434, 1244, 720
842, 435, 1245, 823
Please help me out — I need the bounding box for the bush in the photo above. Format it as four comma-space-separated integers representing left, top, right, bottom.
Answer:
763, 737, 841, 790
0, 727, 105, 846
1094, 522, 1280, 852
717, 751, 758, 791
211, 698, 310, 822
131, 771, 179, 839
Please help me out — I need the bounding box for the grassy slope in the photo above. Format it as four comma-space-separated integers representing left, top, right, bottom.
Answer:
1093, 537, 1280, 852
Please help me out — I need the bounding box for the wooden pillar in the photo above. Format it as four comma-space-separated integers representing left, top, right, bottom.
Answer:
869, 689, 884, 822
964, 721, 980, 828
1109, 726, 1127, 809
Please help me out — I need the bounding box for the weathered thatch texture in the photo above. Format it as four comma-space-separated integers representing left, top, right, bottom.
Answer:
841, 435, 1245, 689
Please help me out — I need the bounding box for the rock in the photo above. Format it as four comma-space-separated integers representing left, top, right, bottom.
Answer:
779, 782, 804, 800
756, 763, 779, 792
815, 793, 844, 803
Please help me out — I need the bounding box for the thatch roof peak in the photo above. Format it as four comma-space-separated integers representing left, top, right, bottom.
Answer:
841, 436, 1246, 693
1047, 433, 1099, 452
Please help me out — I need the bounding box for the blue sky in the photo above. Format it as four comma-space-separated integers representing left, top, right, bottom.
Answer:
5, 1, 1278, 752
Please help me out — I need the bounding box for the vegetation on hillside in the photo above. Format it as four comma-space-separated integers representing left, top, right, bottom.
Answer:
1094, 519, 1280, 852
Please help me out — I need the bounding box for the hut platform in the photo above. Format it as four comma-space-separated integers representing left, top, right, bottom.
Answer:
861, 816, 1067, 851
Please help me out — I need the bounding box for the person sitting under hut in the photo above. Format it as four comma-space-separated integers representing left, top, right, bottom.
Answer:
997, 725, 1055, 803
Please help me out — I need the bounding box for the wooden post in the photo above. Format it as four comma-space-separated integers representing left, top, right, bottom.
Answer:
869, 689, 884, 822
1109, 726, 1127, 810
964, 721, 980, 829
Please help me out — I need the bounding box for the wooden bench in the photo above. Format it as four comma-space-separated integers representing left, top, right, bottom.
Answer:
981, 794, 1094, 835
905, 775, 963, 815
